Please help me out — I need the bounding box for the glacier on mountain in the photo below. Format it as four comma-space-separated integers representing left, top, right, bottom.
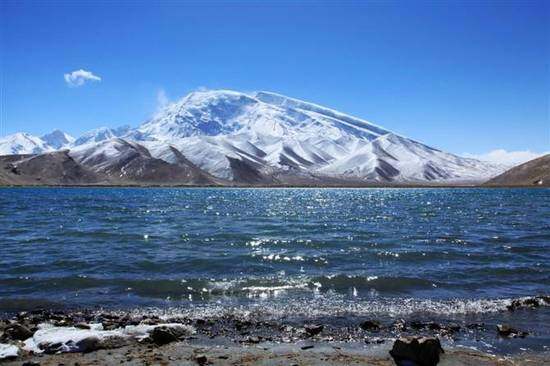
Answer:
133, 90, 503, 182
0, 90, 505, 184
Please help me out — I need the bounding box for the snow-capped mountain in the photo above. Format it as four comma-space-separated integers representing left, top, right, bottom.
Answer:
72, 126, 131, 147
133, 90, 504, 183
0, 90, 506, 185
0, 132, 54, 155
41, 130, 75, 149
0, 130, 74, 155
0, 126, 129, 155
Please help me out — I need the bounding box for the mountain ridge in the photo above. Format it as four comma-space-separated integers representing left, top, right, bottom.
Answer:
0, 89, 506, 185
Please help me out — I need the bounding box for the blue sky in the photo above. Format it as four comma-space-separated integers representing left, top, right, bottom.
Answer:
1, 0, 548, 163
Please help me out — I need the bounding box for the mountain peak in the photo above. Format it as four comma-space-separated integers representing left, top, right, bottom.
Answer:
185, 89, 253, 100
139, 89, 260, 140
72, 125, 131, 147
41, 129, 75, 149
0, 132, 52, 155
178, 89, 258, 110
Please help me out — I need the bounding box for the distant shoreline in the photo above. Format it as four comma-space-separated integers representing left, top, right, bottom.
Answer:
0, 183, 548, 188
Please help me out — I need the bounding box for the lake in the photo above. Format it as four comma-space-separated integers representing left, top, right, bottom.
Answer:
1, 187, 549, 354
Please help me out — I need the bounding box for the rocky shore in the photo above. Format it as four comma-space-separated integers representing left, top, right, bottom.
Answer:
0, 295, 549, 365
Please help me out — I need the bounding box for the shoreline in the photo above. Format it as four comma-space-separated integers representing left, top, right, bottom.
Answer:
1, 298, 549, 364
0, 183, 548, 188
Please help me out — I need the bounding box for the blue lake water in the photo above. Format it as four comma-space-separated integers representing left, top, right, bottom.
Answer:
1, 188, 549, 353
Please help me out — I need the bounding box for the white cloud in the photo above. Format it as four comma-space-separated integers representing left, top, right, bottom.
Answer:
64, 69, 101, 87
463, 149, 548, 167
152, 89, 173, 118
156, 89, 169, 110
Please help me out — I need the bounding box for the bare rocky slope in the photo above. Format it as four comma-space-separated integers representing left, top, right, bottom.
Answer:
0, 151, 104, 186
484, 154, 550, 187
0, 141, 221, 186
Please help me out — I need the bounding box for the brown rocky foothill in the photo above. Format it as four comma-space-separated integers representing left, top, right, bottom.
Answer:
485, 154, 550, 187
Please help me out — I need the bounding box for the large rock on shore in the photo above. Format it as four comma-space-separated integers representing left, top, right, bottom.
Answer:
360, 320, 381, 331
506, 296, 550, 311
390, 336, 444, 366
2, 323, 34, 341
41, 336, 103, 354
497, 324, 528, 338
74, 336, 101, 353
304, 324, 324, 336
149, 325, 191, 345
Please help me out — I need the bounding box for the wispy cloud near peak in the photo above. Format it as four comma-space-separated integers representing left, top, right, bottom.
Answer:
156, 89, 169, 110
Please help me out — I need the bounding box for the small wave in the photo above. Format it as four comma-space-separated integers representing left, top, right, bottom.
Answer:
114, 294, 550, 322
0, 274, 439, 299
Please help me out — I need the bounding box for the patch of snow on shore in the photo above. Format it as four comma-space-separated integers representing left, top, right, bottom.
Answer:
23, 322, 195, 354
0, 343, 19, 359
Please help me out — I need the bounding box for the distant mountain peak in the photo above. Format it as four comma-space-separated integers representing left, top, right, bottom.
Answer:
41, 129, 75, 149
0, 132, 53, 155
72, 125, 132, 147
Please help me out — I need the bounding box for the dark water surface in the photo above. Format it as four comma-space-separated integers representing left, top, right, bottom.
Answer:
1, 188, 549, 353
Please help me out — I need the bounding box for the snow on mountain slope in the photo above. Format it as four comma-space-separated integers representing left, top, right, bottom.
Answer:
69, 138, 142, 172
144, 137, 235, 180
320, 133, 502, 182
372, 133, 500, 181
41, 130, 75, 149
72, 126, 131, 147
253, 91, 390, 139
0, 129, 73, 155
135, 90, 504, 182
0, 133, 54, 155
138, 91, 258, 139
0, 126, 128, 156
136, 90, 391, 180
0, 89, 506, 184
69, 138, 217, 184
